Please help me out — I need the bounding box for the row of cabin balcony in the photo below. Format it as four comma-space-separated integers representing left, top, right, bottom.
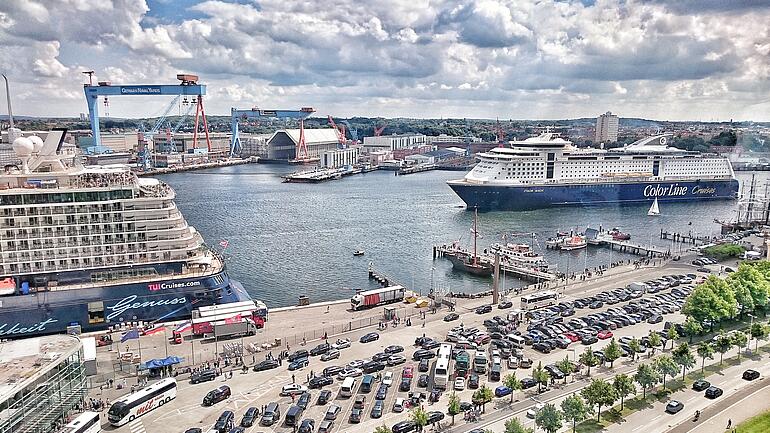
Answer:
0, 201, 174, 218
0, 221, 187, 245
0, 211, 182, 231
3, 251, 197, 275
1, 229, 197, 254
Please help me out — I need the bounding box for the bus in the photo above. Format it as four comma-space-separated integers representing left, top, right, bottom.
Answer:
107, 378, 177, 426
433, 344, 452, 389
520, 290, 558, 311
61, 411, 101, 433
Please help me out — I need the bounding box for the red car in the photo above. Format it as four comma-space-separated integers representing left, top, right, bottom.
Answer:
597, 330, 613, 340
402, 366, 414, 379
563, 332, 581, 342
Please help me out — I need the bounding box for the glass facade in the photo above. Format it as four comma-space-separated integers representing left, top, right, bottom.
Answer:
0, 345, 87, 433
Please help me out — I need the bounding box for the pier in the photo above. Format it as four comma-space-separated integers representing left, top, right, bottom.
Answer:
596, 239, 667, 257
433, 244, 556, 282
660, 229, 713, 246
396, 163, 436, 176
136, 157, 253, 176
367, 263, 403, 287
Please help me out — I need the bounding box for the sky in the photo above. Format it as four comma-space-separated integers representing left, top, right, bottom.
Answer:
1, 0, 769, 121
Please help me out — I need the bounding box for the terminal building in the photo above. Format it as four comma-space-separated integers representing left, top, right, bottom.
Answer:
266, 129, 339, 160
0, 335, 87, 433
319, 146, 360, 168
362, 134, 428, 152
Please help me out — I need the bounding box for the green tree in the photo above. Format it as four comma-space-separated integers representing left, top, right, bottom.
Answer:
603, 338, 622, 368
672, 342, 696, 380
729, 277, 755, 317
579, 347, 599, 376
696, 342, 715, 373
473, 385, 494, 412
732, 331, 749, 362
701, 243, 744, 260
634, 362, 660, 398
504, 417, 533, 433
374, 424, 393, 433
613, 374, 635, 411
556, 356, 575, 383
730, 264, 770, 314
648, 332, 662, 357
666, 327, 679, 350
750, 322, 769, 352
710, 276, 739, 321
654, 355, 679, 392
628, 338, 642, 361
682, 284, 721, 331
503, 373, 522, 403
532, 361, 550, 393
714, 332, 732, 366
410, 406, 429, 432
447, 392, 461, 425
561, 394, 590, 433
535, 403, 563, 433
683, 317, 703, 343
581, 378, 617, 421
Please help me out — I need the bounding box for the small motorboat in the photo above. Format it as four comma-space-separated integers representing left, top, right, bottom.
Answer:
353, 250, 365, 256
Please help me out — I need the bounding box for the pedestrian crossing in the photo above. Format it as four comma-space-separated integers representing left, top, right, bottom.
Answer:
128, 419, 146, 433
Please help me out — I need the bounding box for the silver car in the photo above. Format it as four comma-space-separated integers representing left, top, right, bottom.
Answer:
321, 349, 340, 361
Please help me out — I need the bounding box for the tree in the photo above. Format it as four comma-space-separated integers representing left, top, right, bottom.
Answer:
729, 277, 755, 317
714, 332, 732, 366
473, 385, 494, 412
672, 342, 696, 380
410, 406, 429, 432
648, 332, 662, 357
732, 331, 749, 362
504, 417, 533, 433
613, 374, 635, 411
696, 342, 715, 373
666, 327, 679, 350
710, 276, 739, 321
447, 392, 461, 425
532, 361, 550, 393
682, 284, 721, 331
603, 339, 622, 368
374, 425, 393, 433
503, 373, 522, 403
581, 378, 617, 421
628, 338, 642, 361
701, 243, 744, 260
561, 394, 590, 433
634, 362, 660, 398
556, 356, 575, 383
730, 264, 770, 314
579, 347, 599, 376
683, 317, 703, 343
750, 322, 769, 352
535, 403, 563, 433
654, 355, 679, 392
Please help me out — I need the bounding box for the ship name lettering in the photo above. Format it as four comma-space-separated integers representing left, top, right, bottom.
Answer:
643, 184, 689, 197
106, 295, 188, 321
692, 186, 716, 195
0, 318, 59, 336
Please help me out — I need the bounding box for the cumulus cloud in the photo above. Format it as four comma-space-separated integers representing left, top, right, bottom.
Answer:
0, 0, 768, 120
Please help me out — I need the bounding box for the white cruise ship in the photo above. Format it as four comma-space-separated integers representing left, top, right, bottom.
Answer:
447, 133, 739, 211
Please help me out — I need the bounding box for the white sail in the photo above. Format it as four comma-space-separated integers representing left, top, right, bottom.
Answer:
648, 197, 660, 216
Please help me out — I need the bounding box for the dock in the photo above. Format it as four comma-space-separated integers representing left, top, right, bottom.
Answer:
596, 239, 667, 257
283, 166, 370, 183
433, 244, 556, 282
136, 157, 253, 176
660, 229, 712, 245
367, 263, 403, 287
396, 163, 436, 176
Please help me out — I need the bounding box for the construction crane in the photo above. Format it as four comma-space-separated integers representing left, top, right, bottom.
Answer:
341, 120, 358, 142
83, 73, 211, 151
327, 115, 346, 148
230, 107, 315, 157
374, 123, 386, 136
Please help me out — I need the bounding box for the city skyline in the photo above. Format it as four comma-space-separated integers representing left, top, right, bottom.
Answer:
1, 1, 769, 121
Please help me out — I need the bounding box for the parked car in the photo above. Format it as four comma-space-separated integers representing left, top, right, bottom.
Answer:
318, 420, 334, 433
298, 419, 315, 433
240, 407, 259, 427
324, 404, 342, 420
705, 386, 723, 399
360, 332, 380, 343
665, 400, 684, 414
743, 369, 760, 381
331, 338, 351, 350
253, 359, 279, 372
475, 305, 493, 314
444, 313, 460, 322
317, 389, 332, 405
371, 400, 384, 418
692, 379, 710, 391
494, 386, 512, 397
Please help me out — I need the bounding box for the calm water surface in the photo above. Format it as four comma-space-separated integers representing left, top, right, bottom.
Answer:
159, 165, 764, 307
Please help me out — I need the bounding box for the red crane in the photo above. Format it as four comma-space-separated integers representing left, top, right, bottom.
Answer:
374, 124, 386, 136
327, 115, 346, 146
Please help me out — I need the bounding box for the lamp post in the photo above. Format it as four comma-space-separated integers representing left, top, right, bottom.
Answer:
748, 314, 755, 352
430, 267, 435, 295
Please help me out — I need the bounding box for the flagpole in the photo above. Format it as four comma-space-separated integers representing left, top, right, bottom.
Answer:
164, 327, 168, 358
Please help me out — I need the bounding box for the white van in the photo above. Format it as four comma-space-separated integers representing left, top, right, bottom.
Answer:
506, 334, 526, 348
340, 377, 357, 398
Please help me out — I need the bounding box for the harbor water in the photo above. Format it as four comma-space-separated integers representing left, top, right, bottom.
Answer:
160, 165, 765, 307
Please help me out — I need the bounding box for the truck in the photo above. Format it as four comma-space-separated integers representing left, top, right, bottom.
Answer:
473, 352, 487, 374
208, 321, 258, 340
454, 350, 471, 378
350, 286, 405, 311
191, 301, 266, 336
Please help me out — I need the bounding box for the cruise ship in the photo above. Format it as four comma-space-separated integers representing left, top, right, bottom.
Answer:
447, 133, 739, 211
0, 129, 251, 338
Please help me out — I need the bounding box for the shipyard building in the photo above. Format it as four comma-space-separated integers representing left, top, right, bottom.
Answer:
266, 129, 339, 160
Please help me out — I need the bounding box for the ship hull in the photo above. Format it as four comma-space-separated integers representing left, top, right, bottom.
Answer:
448, 179, 739, 211
0, 271, 253, 339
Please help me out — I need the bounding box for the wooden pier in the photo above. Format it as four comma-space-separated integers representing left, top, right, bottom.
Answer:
368, 263, 403, 287
593, 239, 667, 257
660, 229, 712, 245
433, 245, 556, 282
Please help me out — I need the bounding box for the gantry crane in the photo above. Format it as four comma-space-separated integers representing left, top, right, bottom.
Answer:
230, 107, 315, 157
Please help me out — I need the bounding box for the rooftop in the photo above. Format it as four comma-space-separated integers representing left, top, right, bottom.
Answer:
0, 335, 82, 403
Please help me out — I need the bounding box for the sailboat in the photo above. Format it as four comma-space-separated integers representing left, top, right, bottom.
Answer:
447, 207, 494, 276
647, 197, 660, 216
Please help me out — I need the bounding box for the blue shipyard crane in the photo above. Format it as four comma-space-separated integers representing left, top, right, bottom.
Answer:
230, 106, 315, 157
83, 74, 212, 151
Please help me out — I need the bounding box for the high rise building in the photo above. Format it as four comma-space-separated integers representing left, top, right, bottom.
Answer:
595, 111, 619, 143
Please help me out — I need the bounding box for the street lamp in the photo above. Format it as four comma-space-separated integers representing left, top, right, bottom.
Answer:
430, 267, 435, 295
748, 314, 755, 352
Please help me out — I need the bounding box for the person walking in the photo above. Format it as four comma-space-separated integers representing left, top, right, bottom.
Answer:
727, 419, 732, 429
292, 374, 295, 383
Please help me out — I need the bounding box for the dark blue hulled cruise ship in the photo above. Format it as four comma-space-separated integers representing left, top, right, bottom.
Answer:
0, 130, 253, 338
447, 133, 739, 211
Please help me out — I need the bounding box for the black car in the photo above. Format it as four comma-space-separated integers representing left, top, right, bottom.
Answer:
214, 410, 235, 432
191, 368, 218, 384
705, 386, 723, 399
692, 379, 710, 391
360, 332, 380, 343
415, 336, 432, 346
184, 429, 202, 433
581, 335, 598, 345
400, 377, 412, 392
468, 374, 479, 389
349, 408, 362, 423
418, 374, 430, 388
288, 350, 310, 362
310, 343, 331, 356
422, 340, 442, 350
743, 369, 760, 381
444, 313, 460, 321
429, 389, 441, 403
533, 342, 551, 353
427, 411, 445, 424
545, 365, 565, 380
317, 390, 332, 405
297, 392, 311, 409
322, 366, 344, 377
475, 305, 493, 314
385, 345, 404, 354
240, 407, 259, 427
253, 359, 279, 372
371, 400, 384, 418
362, 361, 385, 373
298, 419, 315, 433
309, 375, 333, 389
372, 352, 391, 362
375, 384, 388, 400
665, 400, 684, 414
498, 301, 513, 309
413, 349, 436, 360
520, 377, 537, 389
418, 358, 430, 372
392, 421, 417, 433
203, 385, 231, 406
